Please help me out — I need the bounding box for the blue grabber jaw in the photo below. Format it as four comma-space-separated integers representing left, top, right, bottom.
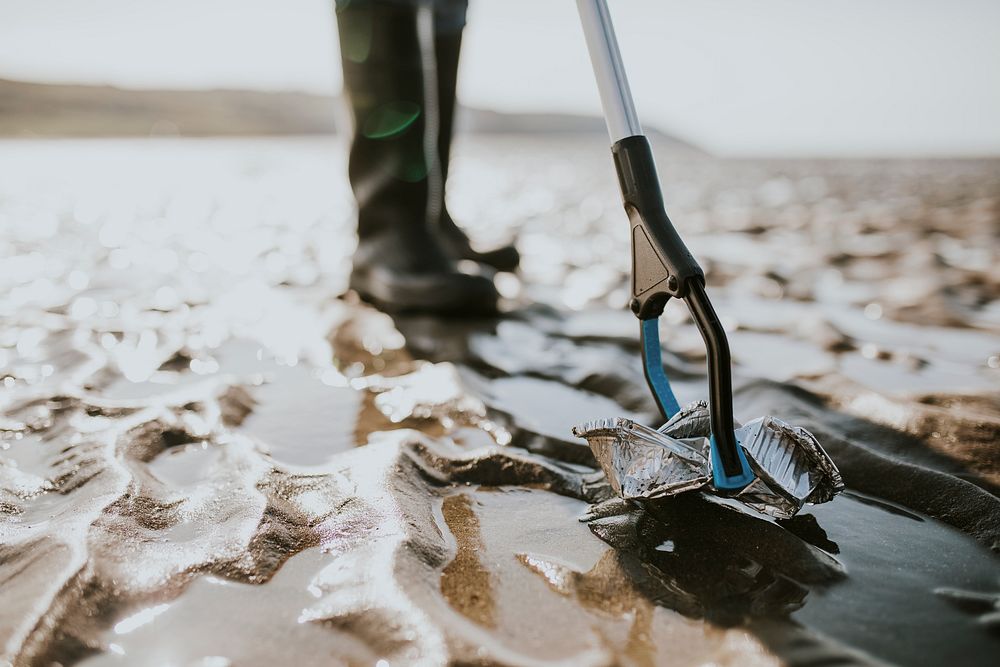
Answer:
615, 134, 755, 494
641, 314, 755, 494
710, 433, 756, 493
640, 318, 681, 418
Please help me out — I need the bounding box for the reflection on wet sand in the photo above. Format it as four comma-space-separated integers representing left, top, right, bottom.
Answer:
594, 496, 843, 621
1, 138, 998, 666
517, 551, 659, 666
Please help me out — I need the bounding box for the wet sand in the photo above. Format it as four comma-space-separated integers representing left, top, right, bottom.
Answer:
0, 137, 998, 666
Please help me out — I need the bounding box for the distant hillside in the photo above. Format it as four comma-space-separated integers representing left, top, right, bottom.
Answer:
0, 78, 703, 153
0, 78, 338, 137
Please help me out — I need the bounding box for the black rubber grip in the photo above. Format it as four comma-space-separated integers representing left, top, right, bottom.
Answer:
612, 135, 704, 319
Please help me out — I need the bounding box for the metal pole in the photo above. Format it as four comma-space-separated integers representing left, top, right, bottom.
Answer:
576, 0, 643, 143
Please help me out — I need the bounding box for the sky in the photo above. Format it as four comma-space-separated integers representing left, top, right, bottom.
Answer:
2, 0, 999, 157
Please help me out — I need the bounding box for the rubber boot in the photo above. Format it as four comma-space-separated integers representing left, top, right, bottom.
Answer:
434, 31, 521, 272
337, 2, 498, 314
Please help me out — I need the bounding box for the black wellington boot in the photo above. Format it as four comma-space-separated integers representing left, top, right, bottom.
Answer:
433, 30, 521, 273
337, 2, 498, 315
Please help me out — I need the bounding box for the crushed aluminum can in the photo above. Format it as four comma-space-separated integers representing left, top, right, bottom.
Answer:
573, 402, 843, 519
732, 416, 844, 519
571, 417, 711, 500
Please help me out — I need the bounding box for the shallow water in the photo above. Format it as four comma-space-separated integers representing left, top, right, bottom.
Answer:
0, 137, 998, 666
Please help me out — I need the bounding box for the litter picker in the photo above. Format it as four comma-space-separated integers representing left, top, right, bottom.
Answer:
576, 0, 756, 491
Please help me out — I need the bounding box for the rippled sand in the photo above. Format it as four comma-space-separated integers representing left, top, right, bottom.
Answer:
1, 137, 998, 667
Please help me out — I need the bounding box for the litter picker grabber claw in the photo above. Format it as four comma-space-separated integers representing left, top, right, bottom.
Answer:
577, 0, 755, 492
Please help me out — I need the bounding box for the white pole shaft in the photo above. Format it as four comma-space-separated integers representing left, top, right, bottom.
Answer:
576, 0, 643, 143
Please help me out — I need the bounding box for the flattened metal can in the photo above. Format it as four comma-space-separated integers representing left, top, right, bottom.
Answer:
572, 417, 711, 499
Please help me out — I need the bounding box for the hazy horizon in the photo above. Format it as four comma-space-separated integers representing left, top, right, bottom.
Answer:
2, 0, 999, 157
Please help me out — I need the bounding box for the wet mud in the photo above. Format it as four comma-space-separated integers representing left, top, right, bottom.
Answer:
0, 137, 998, 666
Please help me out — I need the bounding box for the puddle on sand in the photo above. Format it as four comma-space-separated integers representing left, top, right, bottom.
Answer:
795, 493, 1000, 666
468, 373, 643, 462
235, 363, 359, 468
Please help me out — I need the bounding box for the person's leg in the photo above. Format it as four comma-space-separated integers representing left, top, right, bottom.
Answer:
432, 7, 520, 272
336, 0, 498, 314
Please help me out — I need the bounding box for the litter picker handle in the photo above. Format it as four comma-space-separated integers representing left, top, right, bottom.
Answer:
576, 0, 703, 317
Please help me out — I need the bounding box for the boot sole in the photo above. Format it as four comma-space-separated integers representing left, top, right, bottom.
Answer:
457, 245, 521, 273
349, 271, 498, 316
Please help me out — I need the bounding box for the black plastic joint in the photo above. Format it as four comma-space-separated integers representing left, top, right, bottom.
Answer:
612, 135, 704, 319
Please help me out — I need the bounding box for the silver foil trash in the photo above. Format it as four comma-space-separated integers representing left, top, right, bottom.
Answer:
657, 400, 714, 440
572, 417, 711, 499
573, 401, 843, 519
733, 415, 844, 519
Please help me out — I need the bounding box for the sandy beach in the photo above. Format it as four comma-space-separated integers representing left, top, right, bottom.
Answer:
0, 136, 998, 666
